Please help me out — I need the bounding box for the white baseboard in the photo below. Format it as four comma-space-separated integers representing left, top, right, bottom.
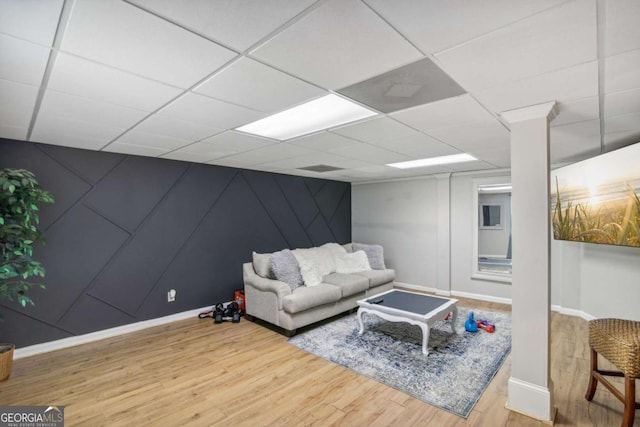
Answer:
14, 305, 213, 359
551, 305, 595, 321
506, 377, 555, 423
393, 281, 438, 294
450, 290, 512, 305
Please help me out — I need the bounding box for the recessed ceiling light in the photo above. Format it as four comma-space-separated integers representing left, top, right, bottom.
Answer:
387, 153, 477, 169
236, 94, 376, 140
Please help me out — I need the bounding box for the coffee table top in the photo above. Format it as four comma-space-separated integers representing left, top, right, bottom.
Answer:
358, 289, 457, 318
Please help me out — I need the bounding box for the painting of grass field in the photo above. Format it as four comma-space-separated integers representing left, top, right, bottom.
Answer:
551, 143, 640, 247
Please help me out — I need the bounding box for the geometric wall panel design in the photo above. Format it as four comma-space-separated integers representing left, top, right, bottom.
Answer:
0, 138, 351, 347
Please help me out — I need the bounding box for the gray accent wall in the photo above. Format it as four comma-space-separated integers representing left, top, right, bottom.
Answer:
0, 138, 351, 347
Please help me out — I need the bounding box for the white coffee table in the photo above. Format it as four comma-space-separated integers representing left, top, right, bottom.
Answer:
357, 289, 458, 355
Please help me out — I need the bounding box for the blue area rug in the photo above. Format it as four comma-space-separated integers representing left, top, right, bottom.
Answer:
288, 306, 511, 417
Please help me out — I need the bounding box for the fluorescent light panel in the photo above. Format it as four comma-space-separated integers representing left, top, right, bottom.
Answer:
387, 153, 477, 169
236, 94, 376, 140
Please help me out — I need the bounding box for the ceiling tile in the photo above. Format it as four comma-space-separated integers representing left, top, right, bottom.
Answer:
0, 0, 63, 46
48, 53, 182, 111
605, 112, 640, 135
435, 0, 596, 91
0, 79, 38, 130
0, 34, 50, 86
605, 0, 640, 56
603, 131, 640, 151
391, 94, 494, 131
217, 142, 317, 164
61, 0, 237, 88
114, 130, 191, 151
605, 88, 640, 118
468, 147, 511, 168
329, 143, 410, 164
337, 57, 466, 113
31, 114, 123, 150
258, 152, 370, 171
365, 0, 566, 54
552, 97, 600, 127
289, 131, 362, 152
374, 134, 461, 158
475, 61, 599, 114
194, 57, 325, 113
331, 117, 421, 144
207, 157, 260, 169
605, 49, 640, 94
251, 0, 422, 89
425, 120, 510, 152
102, 142, 168, 157
550, 119, 601, 162
158, 92, 265, 129
168, 142, 237, 160
132, 114, 223, 142
445, 160, 497, 172
159, 151, 212, 163
39, 90, 148, 129
130, 0, 317, 51
201, 131, 276, 152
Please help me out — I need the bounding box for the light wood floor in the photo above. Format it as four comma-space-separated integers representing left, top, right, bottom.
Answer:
1, 296, 636, 426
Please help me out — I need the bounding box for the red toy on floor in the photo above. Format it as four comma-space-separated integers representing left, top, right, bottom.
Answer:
476, 319, 495, 333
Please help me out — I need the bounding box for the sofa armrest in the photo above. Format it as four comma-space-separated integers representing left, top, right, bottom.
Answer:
243, 263, 291, 304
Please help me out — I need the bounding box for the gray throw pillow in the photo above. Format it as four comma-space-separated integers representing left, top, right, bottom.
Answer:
353, 243, 386, 270
270, 249, 304, 290
252, 251, 273, 278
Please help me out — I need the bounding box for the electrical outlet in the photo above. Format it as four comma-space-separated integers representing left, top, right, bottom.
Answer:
167, 289, 176, 302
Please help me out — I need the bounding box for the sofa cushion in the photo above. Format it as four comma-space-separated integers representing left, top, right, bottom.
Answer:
270, 249, 303, 290
353, 243, 386, 270
322, 273, 369, 297
334, 251, 371, 274
252, 251, 273, 278
282, 284, 342, 314
353, 269, 395, 288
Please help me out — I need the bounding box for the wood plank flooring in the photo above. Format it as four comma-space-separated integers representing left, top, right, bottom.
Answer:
0, 296, 636, 426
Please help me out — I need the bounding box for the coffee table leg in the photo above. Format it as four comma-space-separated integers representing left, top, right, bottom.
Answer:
450, 306, 458, 334
418, 323, 431, 355
357, 308, 366, 335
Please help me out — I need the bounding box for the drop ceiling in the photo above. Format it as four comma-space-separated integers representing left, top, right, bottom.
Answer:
1, 0, 639, 183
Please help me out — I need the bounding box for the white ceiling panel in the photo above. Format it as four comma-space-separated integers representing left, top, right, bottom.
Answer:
258, 152, 370, 171
61, 0, 237, 88
605, 49, 640, 94
435, 0, 596, 91
201, 131, 276, 153
605, 112, 640, 135
331, 117, 421, 144
475, 61, 599, 115
329, 143, 410, 164
31, 114, 123, 150
133, 114, 223, 142
114, 130, 191, 151
468, 147, 511, 168
194, 57, 325, 113
48, 53, 182, 111
391, 94, 494, 131
605, 0, 640, 56
217, 143, 317, 165
103, 142, 168, 157
251, 0, 422, 89
550, 119, 601, 162
39, 90, 148, 129
159, 92, 265, 129
207, 156, 261, 169
160, 151, 215, 163
130, 0, 317, 51
445, 160, 497, 172
552, 97, 600, 127
168, 142, 237, 160
0, 34, 50, 86
0, 79, 39, 130
605, 88, 640, 118
603, 131, 640, 151
364, 0, 566, 54
375, 134, 461, 158
0, 0, 63, 46
425, 120, 510, 152
289, 131, 362, 152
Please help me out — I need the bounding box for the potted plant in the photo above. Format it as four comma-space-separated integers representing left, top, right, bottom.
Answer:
0, 168, 54, 380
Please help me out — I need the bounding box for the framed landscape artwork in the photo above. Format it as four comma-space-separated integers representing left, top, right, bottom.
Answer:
551, 142, 640, 247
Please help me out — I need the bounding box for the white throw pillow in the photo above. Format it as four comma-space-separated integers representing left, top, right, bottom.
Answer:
335, 250, 372, 274
292, 250, 324, 286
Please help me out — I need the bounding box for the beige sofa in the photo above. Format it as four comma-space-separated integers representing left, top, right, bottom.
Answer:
242, 243, 395, 336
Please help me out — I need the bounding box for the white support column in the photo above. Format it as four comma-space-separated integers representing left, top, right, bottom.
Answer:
501, 101, 558, 423
435, 173, 451, 295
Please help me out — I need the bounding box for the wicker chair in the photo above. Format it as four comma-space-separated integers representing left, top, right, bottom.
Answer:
585, 318, 640, 427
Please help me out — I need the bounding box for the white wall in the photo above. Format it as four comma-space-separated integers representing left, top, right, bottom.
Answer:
352, 178, 438, 289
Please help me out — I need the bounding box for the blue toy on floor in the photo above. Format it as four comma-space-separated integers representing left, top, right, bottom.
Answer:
465, 311, 478, 332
